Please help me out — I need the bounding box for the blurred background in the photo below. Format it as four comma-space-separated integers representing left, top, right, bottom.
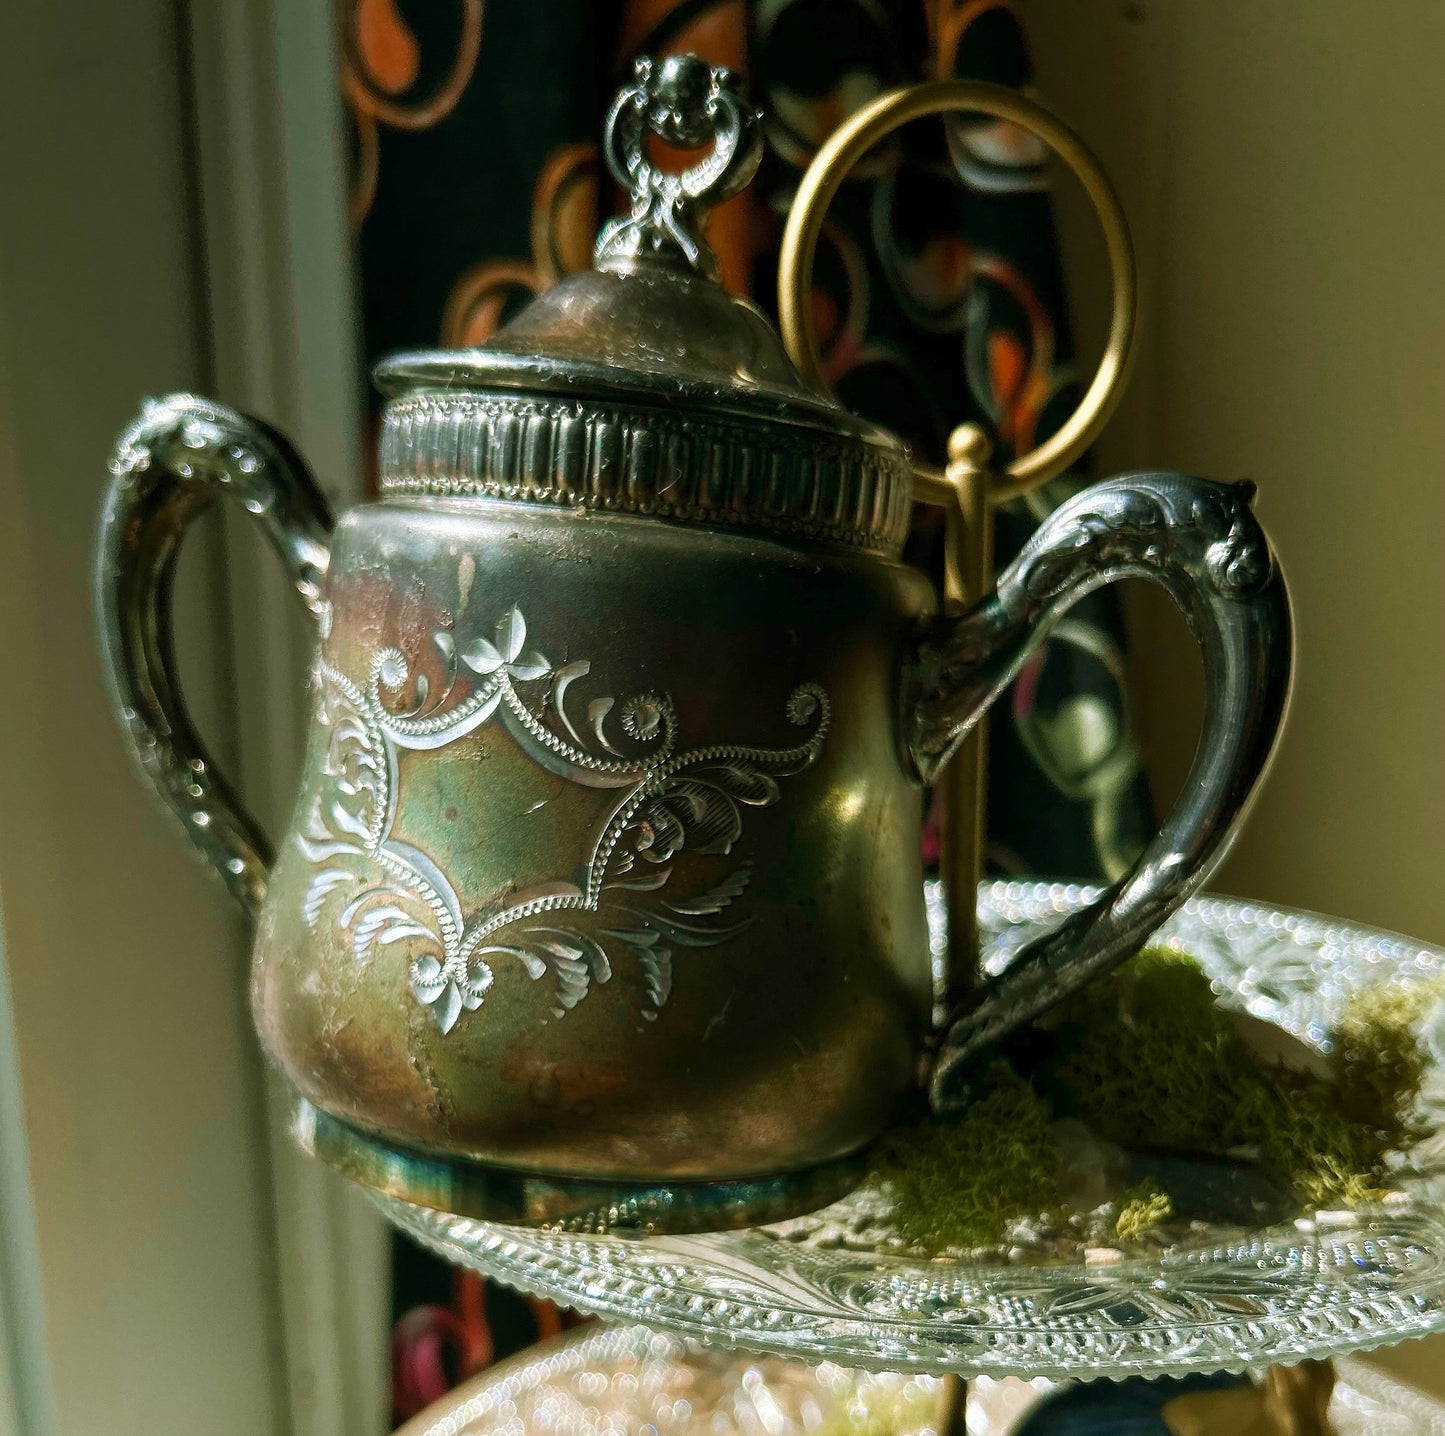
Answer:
0, 1, 1442, 1432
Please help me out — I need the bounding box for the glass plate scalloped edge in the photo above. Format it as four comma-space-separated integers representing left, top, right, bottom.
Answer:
374, 881, 1445, 1382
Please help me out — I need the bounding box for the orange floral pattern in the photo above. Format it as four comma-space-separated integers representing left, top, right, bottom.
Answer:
341, 0, 484, 225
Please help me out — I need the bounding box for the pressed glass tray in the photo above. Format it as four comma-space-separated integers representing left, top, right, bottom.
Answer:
377, 882, 1445, 1382
396, 1320, 1445, 1436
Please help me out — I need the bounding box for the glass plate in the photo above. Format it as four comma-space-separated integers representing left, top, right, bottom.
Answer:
396, 1321, 1445, 1436
377, 882, 1445, 1381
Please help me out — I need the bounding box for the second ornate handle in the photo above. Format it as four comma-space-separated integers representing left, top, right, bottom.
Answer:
96, 395, 335, 918
915, 473, 1293, 1111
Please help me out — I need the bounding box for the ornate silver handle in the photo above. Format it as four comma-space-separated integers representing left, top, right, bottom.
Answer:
915, 473, 1292, 1111
96, 394, 334, 918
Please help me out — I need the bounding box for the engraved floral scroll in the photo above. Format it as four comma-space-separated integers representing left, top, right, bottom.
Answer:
298, 601, 829, 1033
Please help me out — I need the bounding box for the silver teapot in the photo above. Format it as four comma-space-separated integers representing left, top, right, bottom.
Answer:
97, 56, 1291, 1231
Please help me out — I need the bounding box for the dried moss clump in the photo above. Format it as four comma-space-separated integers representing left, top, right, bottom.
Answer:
1039, 947, 1445, 1211
867, 1061, 1061, 1251
868, 948, 1445, 1253
1332, 978, 1443, 1135
1038, 947, 1248, 1154
1114, 1180, 1173, 1243
1279, 975, 1445, 1206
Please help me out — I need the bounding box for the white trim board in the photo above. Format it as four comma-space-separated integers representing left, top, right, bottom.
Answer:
0, 889, 54, 1436
0, 1, 386, 1432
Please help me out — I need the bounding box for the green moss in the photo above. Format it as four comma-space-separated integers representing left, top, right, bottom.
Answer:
867, 1062, 1061, 1251
1279, 974, 1445, 1207
1114, 1180, 1172, 1242
1331, 977, 1443, 1134
1038, 946, 1246, 1154
1249, 1081, 1384, 1209
866, 949, 1445, 1254
1039, 948, 1445, 1213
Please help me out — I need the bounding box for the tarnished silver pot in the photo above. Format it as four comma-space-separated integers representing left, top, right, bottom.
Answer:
96, 56, 1291, 1231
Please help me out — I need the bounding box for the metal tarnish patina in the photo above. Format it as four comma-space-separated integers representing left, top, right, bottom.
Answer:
96, 57, 1293, 1231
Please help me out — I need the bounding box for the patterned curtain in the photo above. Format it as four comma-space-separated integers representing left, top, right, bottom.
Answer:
341, 1, 1151, 1419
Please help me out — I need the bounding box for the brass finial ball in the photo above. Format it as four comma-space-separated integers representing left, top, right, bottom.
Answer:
947, 422, 994, 473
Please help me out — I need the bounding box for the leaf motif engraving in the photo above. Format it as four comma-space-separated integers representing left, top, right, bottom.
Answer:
532, 929, 612, 1011
552, 660, 593, 749
410, 953, 492, 1035
605, 927, 673, 1010
303, 868, 352, 924
496, 606, 526, 663
602, 866, 753, 1013
702, 764, 782, 806
462, 612, 549, 684
297, 605, 828, 1029
349, 904, 432, 963
461, 635, 503, 674
588, 697, 619, 755
604, 866, 672, 893
664, 864, 751, 916
508, 652, 551, 682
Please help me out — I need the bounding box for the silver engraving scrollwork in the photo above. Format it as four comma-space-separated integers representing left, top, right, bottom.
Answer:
913, 473, 1293, 1110
98, 394, 335, 915
300, 601, 829, 1034
594, 55, 763, 279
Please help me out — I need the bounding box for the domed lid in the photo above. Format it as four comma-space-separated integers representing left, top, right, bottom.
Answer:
375, 262, 871, 439
374, 55, 913, 556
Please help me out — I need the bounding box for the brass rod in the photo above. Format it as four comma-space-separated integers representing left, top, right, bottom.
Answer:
940, 438, 994, 1016
934, 1372, 968, 1435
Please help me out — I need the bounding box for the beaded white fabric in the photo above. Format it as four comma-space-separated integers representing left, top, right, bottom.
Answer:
396, 1323, 1445, 1435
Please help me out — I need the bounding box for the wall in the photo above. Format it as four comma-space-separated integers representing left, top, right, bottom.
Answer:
1025, 0, 1445, 1391
0, 1, 385, 1432
0, 4, 286, 1430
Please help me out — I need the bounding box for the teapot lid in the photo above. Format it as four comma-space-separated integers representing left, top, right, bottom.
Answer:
373, 56, 913, 556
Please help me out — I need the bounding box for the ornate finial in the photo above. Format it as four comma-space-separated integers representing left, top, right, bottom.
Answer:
594, 55, 763, 280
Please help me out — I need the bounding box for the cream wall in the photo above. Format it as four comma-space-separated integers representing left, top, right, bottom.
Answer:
0, 1, 386, 1432
1025, 0, 1445, 1390
0, 5, 284, 1430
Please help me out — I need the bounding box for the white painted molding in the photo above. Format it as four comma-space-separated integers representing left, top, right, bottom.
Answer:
0, 4, 290, 1430
0, 891, 54, 1436
183, 2, 389, 1434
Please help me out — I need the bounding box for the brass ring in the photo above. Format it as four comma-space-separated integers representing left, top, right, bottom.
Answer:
778, 80, 1137, 506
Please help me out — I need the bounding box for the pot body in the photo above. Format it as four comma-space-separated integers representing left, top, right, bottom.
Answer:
253, 496, 936, 1181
